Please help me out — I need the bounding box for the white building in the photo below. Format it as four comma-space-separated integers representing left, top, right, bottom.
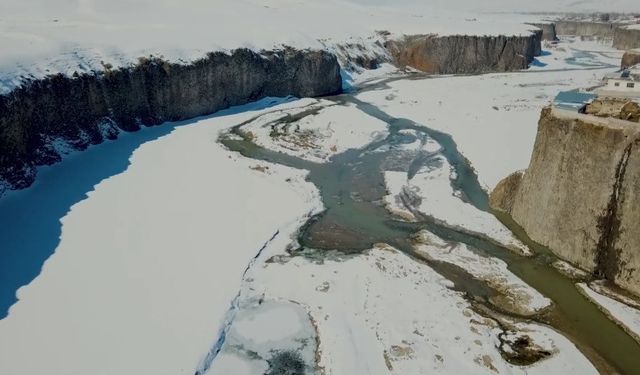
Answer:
598, 65, 640, 98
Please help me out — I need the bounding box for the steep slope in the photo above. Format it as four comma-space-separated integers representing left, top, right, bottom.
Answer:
614, 25, 640, 50
385, 31, 542, 74
527, 22, 558, 41
0, 48, 342, 193
622, 49, 640, 67
491, 107, 640, 295
555, 21, 622, 39
0, 28, 543, 195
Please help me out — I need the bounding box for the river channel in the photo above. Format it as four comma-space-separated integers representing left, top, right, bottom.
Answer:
221, 80, 640, 374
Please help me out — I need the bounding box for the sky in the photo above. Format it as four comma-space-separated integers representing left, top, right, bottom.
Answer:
2, 0, 640, 18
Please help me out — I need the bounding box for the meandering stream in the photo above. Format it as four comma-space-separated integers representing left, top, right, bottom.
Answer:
221, 81, 640, 374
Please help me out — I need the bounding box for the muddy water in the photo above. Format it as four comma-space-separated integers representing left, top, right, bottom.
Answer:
222, 89, 640, 373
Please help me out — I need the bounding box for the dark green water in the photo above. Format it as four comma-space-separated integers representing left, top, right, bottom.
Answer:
221, 89, 640, 374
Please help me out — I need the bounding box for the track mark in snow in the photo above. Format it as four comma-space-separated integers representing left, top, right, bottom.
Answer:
195, 230, 280, 375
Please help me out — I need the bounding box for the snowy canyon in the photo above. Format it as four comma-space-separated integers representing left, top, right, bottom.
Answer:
2, 1, 640, 375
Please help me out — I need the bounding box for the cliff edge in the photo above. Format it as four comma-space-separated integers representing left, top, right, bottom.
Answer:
622, 49, 640, 68
0, 30, 544, 194
555, 20, 622, 39
384, 31, 542, 74
0, 48, 342, 193
526, 23, 558, 41
491, 107, 640, 295
614, 25, 640, 51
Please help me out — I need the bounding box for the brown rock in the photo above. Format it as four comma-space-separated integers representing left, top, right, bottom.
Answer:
621, 101, 640, 122
585, 98, 629, 118
384, 32, 541, 74
621, 49, 640, 68
491, 107, 640, 295
489, 170, 523, 213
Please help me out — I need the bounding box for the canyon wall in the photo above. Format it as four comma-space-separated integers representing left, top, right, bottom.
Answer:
491, 107, 640, 295
614, 26, 640, 51
0, 48, 342, 193
0, 31, 544, 194
526, 23, 558, 41
555, 21, 622, 38
384, 31, 542, 74
622, 49, 640, 68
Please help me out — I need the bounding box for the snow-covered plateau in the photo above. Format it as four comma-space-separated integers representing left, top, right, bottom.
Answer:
1, 0, 639, 94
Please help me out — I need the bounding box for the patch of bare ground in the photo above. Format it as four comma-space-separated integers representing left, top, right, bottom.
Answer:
473, 304, 553, 367
249, 165, 270, 173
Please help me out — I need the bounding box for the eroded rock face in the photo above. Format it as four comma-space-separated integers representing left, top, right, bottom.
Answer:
621, 49, 640, 68
491, 107, 640, 295
614, 26, 640, 51
526, 23, 558, 41
555, 21, 621, 39
384, 32, 542, 74
615, 145, 640, 293
489, 170, 524, 214
621, 102, 640, 122
585, 99, 640, 123
0, 48, 342, 193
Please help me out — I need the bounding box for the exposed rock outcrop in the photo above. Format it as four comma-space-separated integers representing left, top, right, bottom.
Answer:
384, 31, 542, 74
489, 170, 524, 214
526, 23, 558, 41
621, 101, 640, 122
555, 21, 622, 39
614, 26, 640, 51
622, 49, 640, 68
0, 48, 342, 193
585, 98, 640, 122
333, 37, 390, 71
585, 98, 628, 118
491, 107, 640, 295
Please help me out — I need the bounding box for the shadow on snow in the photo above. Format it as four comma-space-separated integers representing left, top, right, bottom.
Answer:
0, 96, 294, 319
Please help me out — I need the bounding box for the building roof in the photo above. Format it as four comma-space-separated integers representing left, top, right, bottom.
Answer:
553, 91, 596, 111
554, 91, 596, 104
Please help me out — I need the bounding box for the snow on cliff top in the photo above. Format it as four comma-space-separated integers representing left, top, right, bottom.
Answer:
0, 0, 638, 93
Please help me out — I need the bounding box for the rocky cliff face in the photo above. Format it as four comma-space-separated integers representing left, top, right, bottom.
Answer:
0, 48, 342, 193
555, 21, 621, 39
384, 31, 542, 74
526, 23, 558, 41
622, 49, 640, 68
614, 26, 640, 51
491, 107, 640, 295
